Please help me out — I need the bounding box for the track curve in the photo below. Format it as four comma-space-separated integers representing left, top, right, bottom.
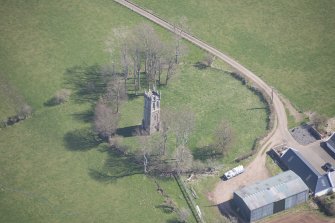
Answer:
114, 0, 300, 204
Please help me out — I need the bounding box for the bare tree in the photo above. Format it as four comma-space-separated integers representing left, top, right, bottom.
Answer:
203, 52, 215, 67
310, 113, 327, 132
106, 75, 127, 113
163, 43, 178, 85
170, 109, 195, 147
173, 16, 189, 64
174, 145, 193, 173
214, 120, 234, 155
128, 37, 142, 94
159, 120, 169, 156
166, 60, 177, 85
93, 99, 119, 140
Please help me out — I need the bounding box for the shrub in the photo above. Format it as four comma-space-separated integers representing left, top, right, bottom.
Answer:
315, 193, 335, 216
52, 89, 71, 105
17, 104, 33, 119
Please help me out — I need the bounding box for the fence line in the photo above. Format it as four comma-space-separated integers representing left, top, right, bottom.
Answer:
174, 173, 205, 223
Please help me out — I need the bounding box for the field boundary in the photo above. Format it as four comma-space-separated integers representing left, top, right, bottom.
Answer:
174, 174, 204, 223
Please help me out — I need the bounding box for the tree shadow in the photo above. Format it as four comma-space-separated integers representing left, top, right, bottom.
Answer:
193, 146, 222, 161
127, 92, 144, 101
155, 204, 175, 214
116, 125, 142, 137
246, 107, 267, 110
64, 64, 109, 104
165, 219, 178, 223
43, 98, 59, 107
63, 128, 102, 151
193, 61, 208, 70
88, 148, 143, 183
71, 109, 94, 123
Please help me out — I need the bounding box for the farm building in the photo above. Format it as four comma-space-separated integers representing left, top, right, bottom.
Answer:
325, 132, 335, 156
233, 170, 309, 222
281, 148, 334, 196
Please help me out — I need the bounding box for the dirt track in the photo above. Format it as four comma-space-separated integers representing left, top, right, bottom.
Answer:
114, 0, 303, 205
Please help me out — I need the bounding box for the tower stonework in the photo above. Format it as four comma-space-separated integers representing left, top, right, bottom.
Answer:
142, 89, 160, 134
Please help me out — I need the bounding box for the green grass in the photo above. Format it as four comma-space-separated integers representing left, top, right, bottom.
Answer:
286, 108, 298, 129
120, 65, 267, 163
265, 156, 283, 177
132, 0, 335, 117
0, 0, 267, 222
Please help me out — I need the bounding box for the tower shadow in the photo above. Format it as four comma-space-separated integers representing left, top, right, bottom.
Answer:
116, 125, 142, 137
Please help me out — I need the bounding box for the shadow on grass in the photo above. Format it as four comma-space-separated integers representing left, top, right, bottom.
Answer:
193, 146, 222, 161
127, 92, 143, 101
63, 128, 102, 151
43, 98, 59, 107
89, 148, 143, 183
71, 110, 94, 123
193, 61, 209, 70
165, 219, 179, 223
116, 125, 142, 137
155, 204, 175, 214
64, 64, 149, 104
64, 64, 109, 104
246, 107, 267, 110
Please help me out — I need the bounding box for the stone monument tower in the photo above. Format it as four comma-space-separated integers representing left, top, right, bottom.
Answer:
142, 88, 160, 134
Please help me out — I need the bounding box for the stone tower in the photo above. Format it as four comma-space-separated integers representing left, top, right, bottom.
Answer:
142, 88, 160, 134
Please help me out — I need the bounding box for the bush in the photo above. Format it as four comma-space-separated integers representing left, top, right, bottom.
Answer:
310, 113, 327, 133
315, 193, 335, 216
17, 104, 33, 119
52, 89, 71, 105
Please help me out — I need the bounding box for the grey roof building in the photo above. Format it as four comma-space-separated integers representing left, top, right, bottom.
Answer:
281, 148, 334, 196
325, 132, 335, 155
233, 170, 309, 222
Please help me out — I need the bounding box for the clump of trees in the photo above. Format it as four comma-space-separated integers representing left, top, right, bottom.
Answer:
91, 22, 187, 142
106, 23, 187, 94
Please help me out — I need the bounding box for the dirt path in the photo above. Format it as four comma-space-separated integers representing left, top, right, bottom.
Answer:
114, 0, 302, 205
211, 149, 270, 203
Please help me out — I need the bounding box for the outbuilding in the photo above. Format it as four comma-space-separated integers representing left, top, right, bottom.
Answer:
233, 170, 309, 222
325, 132, 335, 156
281, 148, 334, 196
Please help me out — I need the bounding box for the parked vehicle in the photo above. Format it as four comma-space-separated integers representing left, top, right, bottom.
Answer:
322, 162, 335, 172
223, 165, 244, 180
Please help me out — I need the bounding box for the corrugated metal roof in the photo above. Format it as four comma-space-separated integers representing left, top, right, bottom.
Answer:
234, 170, 308, 210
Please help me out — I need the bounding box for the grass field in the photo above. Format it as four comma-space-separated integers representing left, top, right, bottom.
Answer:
132, 0, 335, 117
0, 0, 267, 222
